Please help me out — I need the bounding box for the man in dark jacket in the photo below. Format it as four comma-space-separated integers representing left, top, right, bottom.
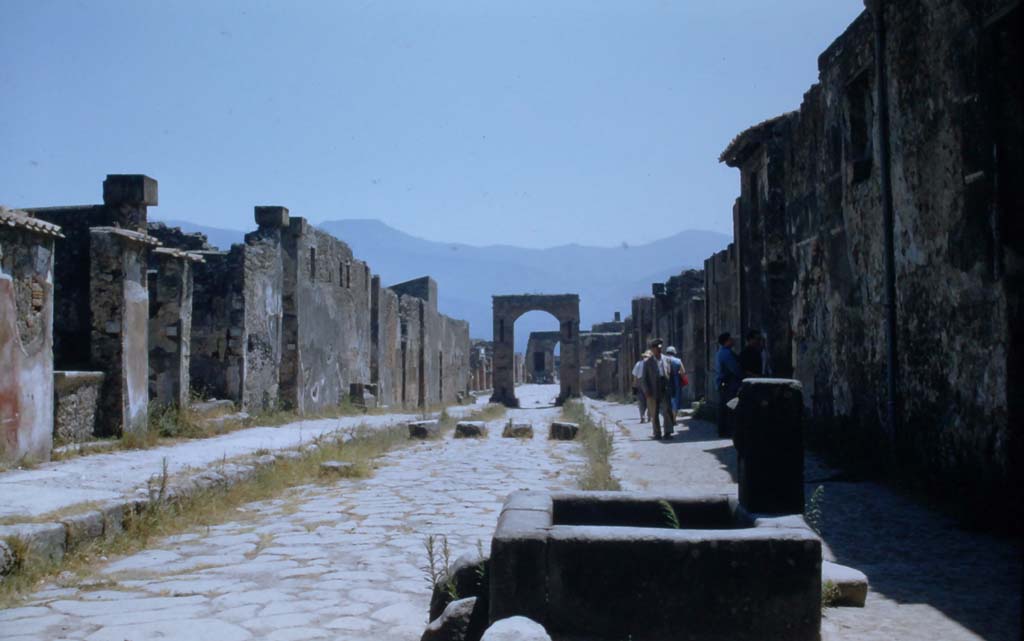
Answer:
641, 338, 675, 440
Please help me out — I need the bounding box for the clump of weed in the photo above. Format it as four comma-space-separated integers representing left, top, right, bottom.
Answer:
561, 400, 621, 491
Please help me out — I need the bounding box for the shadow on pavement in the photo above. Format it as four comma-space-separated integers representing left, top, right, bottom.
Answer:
813, 478, 1022, 641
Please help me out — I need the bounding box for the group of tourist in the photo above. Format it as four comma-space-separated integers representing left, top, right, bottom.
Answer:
631, 338, 687, 440
631, 330, 767, 440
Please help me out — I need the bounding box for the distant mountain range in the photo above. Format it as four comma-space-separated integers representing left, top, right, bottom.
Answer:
153, 217, 730, 350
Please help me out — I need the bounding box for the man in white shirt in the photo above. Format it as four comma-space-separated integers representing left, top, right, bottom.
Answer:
632, 353, 648, 422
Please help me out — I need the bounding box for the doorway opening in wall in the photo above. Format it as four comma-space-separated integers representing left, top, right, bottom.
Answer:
517, 310, 562, 408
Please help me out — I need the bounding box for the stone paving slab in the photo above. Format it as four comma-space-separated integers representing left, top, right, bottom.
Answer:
1, 385, 581, 641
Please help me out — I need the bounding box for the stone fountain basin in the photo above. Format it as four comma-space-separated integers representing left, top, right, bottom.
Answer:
489, 491, 822, 641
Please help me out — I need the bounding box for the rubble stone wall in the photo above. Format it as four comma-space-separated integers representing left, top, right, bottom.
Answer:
53, 371, 104, 444
148, 251, 195, 409
189, 248, 245, 403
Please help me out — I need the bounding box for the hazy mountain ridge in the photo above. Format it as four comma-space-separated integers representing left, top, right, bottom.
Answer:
153, 217, 730, 349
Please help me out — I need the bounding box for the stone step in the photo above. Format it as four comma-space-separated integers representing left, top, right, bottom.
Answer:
822, 560, 868, 607
455, 422, 487, 438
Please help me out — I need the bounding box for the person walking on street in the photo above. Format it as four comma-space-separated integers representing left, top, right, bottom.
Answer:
632, 352, 650, 422
642, 339, 675, 440
738, 329, 764, 379
664, 346, 686, 414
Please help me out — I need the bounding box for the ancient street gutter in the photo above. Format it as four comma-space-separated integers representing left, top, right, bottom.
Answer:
869, 0, 901, 447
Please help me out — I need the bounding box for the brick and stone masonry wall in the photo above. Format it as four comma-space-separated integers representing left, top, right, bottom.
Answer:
148, 249, 199, 409
0, 209, 60, 463
716, 2, 1022, 513
239, 210, 287, 412
397, 294, 423, 408
280, 218, 372, 414
371, 276, 401, 407
89, 227, 157, 437
703, 245, 740, 402
187, 247, 245, 404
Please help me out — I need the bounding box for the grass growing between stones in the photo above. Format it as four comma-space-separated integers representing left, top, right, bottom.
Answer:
0, 404, 497, 606
561, 399, 621, 491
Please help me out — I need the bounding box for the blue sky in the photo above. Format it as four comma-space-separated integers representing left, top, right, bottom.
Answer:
1, 1, 863, 248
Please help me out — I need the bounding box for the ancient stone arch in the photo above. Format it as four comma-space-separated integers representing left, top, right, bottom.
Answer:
525, 331, 560, 383
489, 294, 580, 407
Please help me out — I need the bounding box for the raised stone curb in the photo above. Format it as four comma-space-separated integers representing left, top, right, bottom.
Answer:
548, 421, 579, 440
410, 420, 441, 439
0, 522, 66, 566
0, 422, 392, 578
320, 460, 356, 477
502, 421, 533, 439
822, 560, 869, 607
455, 422, 487, 438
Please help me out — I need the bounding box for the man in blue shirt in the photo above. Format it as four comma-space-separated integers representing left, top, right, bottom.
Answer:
715, 332, 742, 436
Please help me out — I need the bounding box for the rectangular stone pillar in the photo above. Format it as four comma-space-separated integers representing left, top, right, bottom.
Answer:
734, 378, 805, 514
148, 248, 201, 409
90, 227, 158, 437
0, 209, 62, 463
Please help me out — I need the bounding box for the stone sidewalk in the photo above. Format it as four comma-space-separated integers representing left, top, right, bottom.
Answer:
0, 385, 582, 641
588, 399, 1022, 641
0, 399, 489, 574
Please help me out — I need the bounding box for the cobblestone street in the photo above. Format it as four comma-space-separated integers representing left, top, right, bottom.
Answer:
1, 389, 1020, 641
0, 386, 582, 641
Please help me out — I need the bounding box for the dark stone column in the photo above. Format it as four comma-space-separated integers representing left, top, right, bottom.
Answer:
734, 378, 805, 514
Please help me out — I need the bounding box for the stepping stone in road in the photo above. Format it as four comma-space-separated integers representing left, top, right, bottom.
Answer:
408, 420, 441, 439
319, 461, 356, 477
455, 421, 487, 438
548, 422, 579, 441
502, 421, 534, 439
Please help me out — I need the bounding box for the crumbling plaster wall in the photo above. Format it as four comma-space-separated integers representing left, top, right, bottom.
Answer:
148, 250, 196, 409
0, 217, 57, 462
282, 220, 372, 414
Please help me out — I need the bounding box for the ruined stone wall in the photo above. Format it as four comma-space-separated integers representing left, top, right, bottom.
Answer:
0, 214, 58, 462
703, 245, 740, 402
469, 340, 493, 392
89, 228, 155, 437
397, 295, 424, 408
372, 278, 401, 407
29, 206, 114, 369
239, 226, 284, 412
281, 219, 372, 413
720, 2, 1022, 515
188, 248, 245, 402
148, 250, 196, 409
440, 315, 470, 403
525, 331, 560, 383
53, 371, 103, 444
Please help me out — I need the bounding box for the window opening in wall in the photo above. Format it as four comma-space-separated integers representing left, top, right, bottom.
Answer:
339, 263, 345, 287
846, 69, 874, 183
346, 262, 352, 288
309, 247, 316, 281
